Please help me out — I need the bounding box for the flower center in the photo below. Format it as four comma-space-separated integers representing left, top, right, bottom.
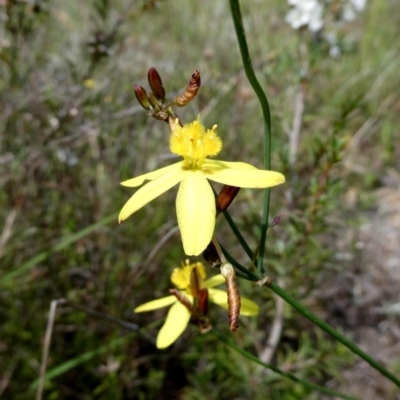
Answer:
169, 118, 222, 169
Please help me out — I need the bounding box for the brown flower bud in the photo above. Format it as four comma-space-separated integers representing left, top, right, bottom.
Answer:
271, 215, 281, 228
134, 85, 151, 110
174, 70, 201, 107
216, 185, 240, 214
147, 92, 160, 111
148, 67, 166, 100
197, 288, 209, 316
190, 266, 201, 298
220, 263, 241, 332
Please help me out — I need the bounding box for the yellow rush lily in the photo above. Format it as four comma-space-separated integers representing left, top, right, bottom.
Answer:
134, 261, 259, 349
119, 118, 285, 256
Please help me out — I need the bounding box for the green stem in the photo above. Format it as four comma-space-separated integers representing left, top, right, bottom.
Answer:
211, 329, 361, 400
222, 209, 254, 261
228, 0, 400, 391
219, 243, 258, 279
229, 0, 272, 274
269, 282, 400, 387
221, 247, 400, 388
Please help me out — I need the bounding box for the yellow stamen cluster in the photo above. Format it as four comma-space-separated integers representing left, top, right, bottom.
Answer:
170, 260, 206, 292
170, 118, 222, 169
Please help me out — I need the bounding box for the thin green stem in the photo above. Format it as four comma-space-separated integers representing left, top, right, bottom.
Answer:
219, 243, 258, 280
229, 0, 272, 274
212, 185, 254, 261
220, 246, 400, 387
228, 0, 400, 391
269, 282, 400, 387
211, 329, 361, 400
222, 209, 254, 261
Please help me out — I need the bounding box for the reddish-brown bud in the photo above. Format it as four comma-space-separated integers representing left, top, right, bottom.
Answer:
148, 67, 165, 100
190, 267, 201, 298
134, 85, 151, 110
216, 185, 240, 214
197, 289, 209, 316
271, 215, 281, 228
174, 70, 201, 107
147, 92, 160, 111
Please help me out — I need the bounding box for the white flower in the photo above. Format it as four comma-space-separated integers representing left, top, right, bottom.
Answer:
343, 0, 367, 22
350, 0, 366, 12
285, 0, 323, 32
329, 45, 341, 58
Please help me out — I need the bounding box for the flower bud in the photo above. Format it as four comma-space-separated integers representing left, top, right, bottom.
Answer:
271, 215, 281, 228
147, 67, 166, 100
134, 85, 151, 110
147, 92, 160, 111
216, 185, 240, 214
174, 70, 201, 107
190, 266, 201, 298
197, 288, 209, 316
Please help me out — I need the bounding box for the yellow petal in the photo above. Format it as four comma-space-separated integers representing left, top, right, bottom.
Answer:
208, 288, 228, 309
204, 162, 285, 188
208, 288, 259, 315
239, 297, 259, 316
202, 159, 258, 171
203, 274, 225, 288
176, 171, 216, 256
121, 161, 184, 187
156, 301, 191, 349
134, 296, 177, 312
119, 167, 185, 222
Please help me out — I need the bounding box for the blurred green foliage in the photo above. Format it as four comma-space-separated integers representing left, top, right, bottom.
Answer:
1, 0, 399, 398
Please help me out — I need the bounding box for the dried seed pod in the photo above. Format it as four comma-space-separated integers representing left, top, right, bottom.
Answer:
174, 70, 201, 107
216, 185, 240, 214
169, 289, 193, 313
220, 263, 241, 332
134, 85, 151, 110
147, 67, 166, 100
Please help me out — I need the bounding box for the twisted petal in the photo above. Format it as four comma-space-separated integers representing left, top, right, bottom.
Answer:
134, 296, 177, 312
157, 301, 191, 349
203, 160, 285, 188
176, 171, 216, 256
208, 288, 259, 315
119, 167, 185, 222
121, 161, 184, 187
203, 274, 225, 288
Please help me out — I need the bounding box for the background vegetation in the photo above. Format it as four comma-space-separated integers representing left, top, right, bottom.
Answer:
1, 0, 400, 398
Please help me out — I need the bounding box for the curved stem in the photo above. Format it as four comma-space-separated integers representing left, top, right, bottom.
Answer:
229, 0, 272, 274
269, 281, 400, 388
220, 250, 400, 387
211, 329, 361, 400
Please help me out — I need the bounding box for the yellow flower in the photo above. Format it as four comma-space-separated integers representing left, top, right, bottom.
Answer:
134, 261, 259, 349
119, 117, 285, 256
